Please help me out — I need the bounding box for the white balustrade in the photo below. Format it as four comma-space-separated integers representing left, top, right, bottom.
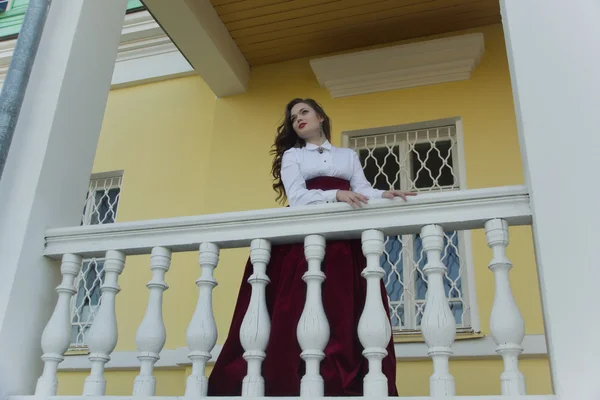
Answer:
240, 239, 272, 397
297, 235, 329, 397
35, 254, 83, 396
485, 219, 526, 395
33, 186, 538, 399
133, 247, 172, 396
358, 229, 391, 397
82, 250, 126, 396
185, 242, 220, 397
420, 224, 456, 396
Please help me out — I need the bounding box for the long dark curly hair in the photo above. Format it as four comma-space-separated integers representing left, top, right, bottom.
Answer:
271, 98, 331, 203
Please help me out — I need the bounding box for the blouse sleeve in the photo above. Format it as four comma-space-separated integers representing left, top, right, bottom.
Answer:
349, 149, 385, 199
281, 149, 339, 206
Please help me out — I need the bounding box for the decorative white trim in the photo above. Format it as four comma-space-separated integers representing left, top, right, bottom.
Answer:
89, 170, 125, 182
397, 334, 547, 361
111, 42, 193, 89
44, 185, 532, 259
0, 11, 193, 89
342, 117, 462, 139
310, 33, 485, 98
120, 10, 163, 42
57, 334, 547, 371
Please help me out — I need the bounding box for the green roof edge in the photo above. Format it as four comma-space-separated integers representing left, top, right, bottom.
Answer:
0, 0, 145, 39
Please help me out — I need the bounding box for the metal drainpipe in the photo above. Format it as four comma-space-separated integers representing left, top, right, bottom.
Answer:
0, 0, 50, 180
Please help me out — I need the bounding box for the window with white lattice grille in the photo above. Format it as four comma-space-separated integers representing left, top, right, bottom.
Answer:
70, 171, 123, 348
344, 119, 479, 335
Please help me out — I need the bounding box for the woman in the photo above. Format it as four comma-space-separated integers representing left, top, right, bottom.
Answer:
208, 98, 415, 396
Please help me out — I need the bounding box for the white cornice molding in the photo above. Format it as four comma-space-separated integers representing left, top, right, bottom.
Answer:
57, 334, 548, 371
310, 33, 485, 98
120, 10, 163, 42
0, 11, 193, 89
44, 185, 532, 259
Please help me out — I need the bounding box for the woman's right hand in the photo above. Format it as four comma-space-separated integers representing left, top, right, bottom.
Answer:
336, 190, 369, 208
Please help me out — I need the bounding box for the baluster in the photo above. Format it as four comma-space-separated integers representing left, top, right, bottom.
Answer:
185, 242, 220, 397
358, 229, 391, 397
297, 235, 329, 397
420, 224, 456, 396
240, 239, 271, 397
82, 250, 126, 396
485, 219, 526, 395
35, 254, 83, 396
133, 247, 172, 396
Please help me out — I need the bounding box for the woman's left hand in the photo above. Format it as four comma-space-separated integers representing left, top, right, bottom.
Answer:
382, 190, 417, 201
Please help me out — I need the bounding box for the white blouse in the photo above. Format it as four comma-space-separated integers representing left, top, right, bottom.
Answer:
281, 140, 384, 206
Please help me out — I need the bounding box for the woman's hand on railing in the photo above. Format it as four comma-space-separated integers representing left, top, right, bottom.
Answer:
336, 190, 416, 208
382, 190, 417, 201
336, 190, 369, 208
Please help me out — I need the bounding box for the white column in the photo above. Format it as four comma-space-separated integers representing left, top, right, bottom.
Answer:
0, 0, 128, 396
133, 247, 171, 396
420, 225, 456, 396
185, 242, 219, 397
35, 254, 83, 396
297, 235, 329, 397
83, 250, 126, 396
501, 1, 600, 398
358, 229, 391, 398
485, 219, 525, 395
240, 239, 271, 397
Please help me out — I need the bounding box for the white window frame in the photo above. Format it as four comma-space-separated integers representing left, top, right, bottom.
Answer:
81, 170, 124, 226
69, 170, 124, 350
342, 117, 480, 335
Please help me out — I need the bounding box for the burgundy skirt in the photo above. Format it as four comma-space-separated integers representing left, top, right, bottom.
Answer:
208, 176, 398, 396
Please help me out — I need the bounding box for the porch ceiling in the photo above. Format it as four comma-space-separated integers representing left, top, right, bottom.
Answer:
141, 0, 500, 97
209, 0, 501, 66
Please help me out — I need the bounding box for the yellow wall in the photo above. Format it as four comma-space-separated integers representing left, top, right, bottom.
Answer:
57, 23, 552, 396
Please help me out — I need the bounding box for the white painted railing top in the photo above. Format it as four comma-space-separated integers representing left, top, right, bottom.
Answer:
44, 185, 531, 259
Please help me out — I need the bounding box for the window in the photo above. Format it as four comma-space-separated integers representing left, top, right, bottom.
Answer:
70, 258, 105, 347
70, 172, 123, 348
81, 173, 122, 225
344, 119, 479, 335
0, 0, 12, 13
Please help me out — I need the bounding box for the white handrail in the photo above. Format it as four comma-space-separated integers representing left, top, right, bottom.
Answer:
43, 186, 531, 258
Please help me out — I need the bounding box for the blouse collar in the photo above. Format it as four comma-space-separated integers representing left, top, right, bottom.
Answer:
305, 140, 332, 151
